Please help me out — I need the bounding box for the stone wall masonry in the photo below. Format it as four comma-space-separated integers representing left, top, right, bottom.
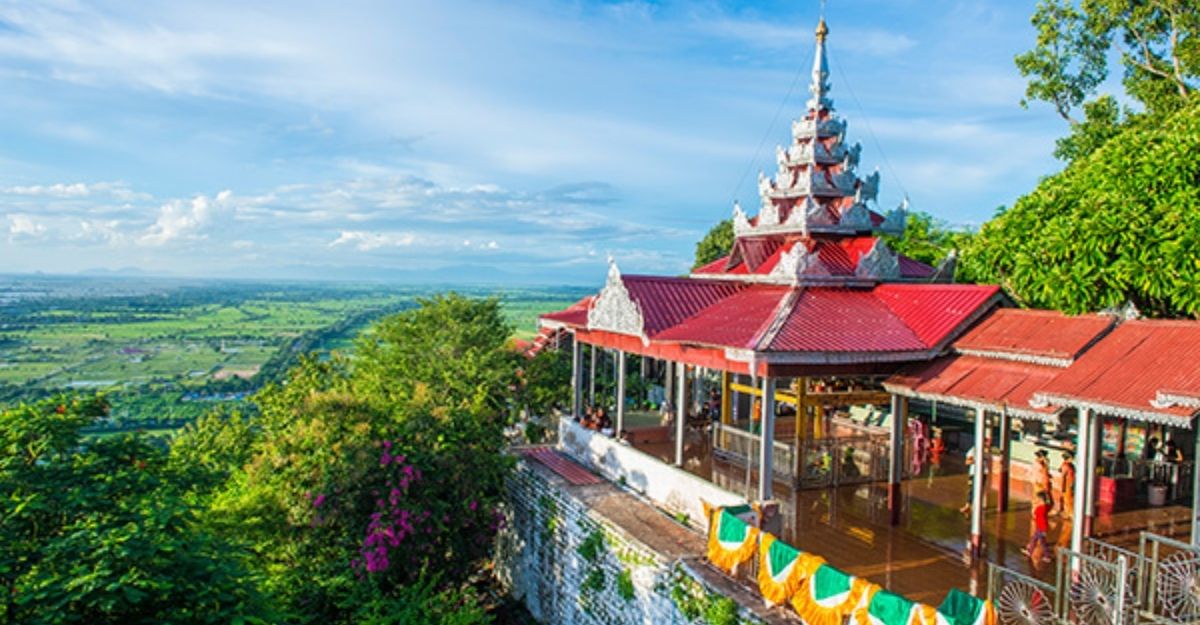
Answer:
495, 459, 795, 625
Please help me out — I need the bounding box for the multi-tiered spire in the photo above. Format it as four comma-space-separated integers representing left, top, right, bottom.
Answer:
732, 19, 907, 239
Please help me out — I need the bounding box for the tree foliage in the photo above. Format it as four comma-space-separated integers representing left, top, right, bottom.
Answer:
1016, 0, 1199, 161
208, 294, 517, 624
692, 219, 733, 270
882, 211, 973, 267
958, 102, 1200, 318
0, 397, 269, 624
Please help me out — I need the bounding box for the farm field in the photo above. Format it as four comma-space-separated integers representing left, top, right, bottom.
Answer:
0, 275, 585, 427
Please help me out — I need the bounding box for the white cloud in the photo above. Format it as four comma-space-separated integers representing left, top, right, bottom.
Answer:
6, 213, 45, 239
139, 191, 232, 246
330, 230, 417, 251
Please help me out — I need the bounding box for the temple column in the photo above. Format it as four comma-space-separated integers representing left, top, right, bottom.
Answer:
588, 345, 597, 408
1084, 412, 1102, 537
888, 395, 906, 525
571, 337, 583, 418
998, 406, 1011, 512
759, 376, 777, 501
675, 364, 687, 466
969, 409, 987, 558
1192, 415, 1200, 546
1071, 408, 1092, 553
615, 351, 626, 437
720, 371, 732, 425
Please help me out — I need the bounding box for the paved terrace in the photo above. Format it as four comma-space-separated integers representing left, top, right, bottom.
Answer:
633, 436, 1193, 598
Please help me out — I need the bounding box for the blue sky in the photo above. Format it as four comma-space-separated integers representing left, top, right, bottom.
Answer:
0, 1, 1070, 285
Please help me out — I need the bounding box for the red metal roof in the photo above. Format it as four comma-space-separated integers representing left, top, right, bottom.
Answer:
539, 295, 592, 327
622, 275, 745, 336
873, 284, 1003, 347
953, 309, 1115, 362
886, 355, 1059, 418
1034, 320, 1200, 423
767, 288, 926, 352
653, 285, 790, 348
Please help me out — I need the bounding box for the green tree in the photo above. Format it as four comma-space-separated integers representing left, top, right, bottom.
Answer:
1016, 0, 1199, 161
882, 211, 973, 267
958, 102, 1200, 317
692, 219, 733, 269
0, 397, 269, 624
211, 295, 516, 624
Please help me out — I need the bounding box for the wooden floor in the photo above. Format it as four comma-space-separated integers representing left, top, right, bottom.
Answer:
631, 432, 1195, 603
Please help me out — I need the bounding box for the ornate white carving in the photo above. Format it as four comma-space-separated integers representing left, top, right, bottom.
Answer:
806, 197, 835, 226
879, 197, 908, 234
783, 197, 811, 228
792, 117, 846, 140
859, 169, 880, 203
769, 241, 830, 284
587, 261, 645, 338
843, 142, 861, 169
839, 202, 872, 229
758, 195, 780, 227
732, 201, 752, 235
855, 239, 901, 280
757, 171, 772, 197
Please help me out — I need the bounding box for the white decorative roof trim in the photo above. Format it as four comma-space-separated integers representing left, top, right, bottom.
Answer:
587, 261, 647, 342
1151, 391, 1200, 410
732, 202, 752, 235
768, 242, 830, 284
792, 117, 846, 140
1032, 393, 1196, 427
881, 384, 1061, 424
839, 202, 872, 230
855, 239, 901, 280
954, 348, 1073, 369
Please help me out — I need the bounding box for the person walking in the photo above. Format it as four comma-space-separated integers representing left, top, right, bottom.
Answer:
1023, 491, 1053, 563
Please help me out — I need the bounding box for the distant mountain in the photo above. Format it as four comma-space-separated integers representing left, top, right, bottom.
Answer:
246, 262, 595, 287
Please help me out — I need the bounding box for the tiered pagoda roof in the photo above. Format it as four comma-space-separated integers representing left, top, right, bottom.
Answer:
540, 19, 1001, 376
693, 18, 921, 286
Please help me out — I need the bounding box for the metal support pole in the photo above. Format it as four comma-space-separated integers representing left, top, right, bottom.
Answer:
888, 395, 906, 525
571, 337, 583, 419
674, 364, 687, 466
1071, 408, 1092, 554
998, 406, 1011, 512
759, 376, 776, 502
970, 409, 987, 557
615, 351, 626, 437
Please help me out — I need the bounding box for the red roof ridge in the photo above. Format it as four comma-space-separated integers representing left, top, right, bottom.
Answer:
750, 287, 804, 351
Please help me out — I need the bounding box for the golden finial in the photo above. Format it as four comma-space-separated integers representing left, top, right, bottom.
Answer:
815, 17, 829, 42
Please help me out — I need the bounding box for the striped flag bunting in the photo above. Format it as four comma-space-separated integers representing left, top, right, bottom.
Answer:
791, 564, 871, 625
935, 588, 997, 625
757, 533, 826, 607
704, 504, 759, 574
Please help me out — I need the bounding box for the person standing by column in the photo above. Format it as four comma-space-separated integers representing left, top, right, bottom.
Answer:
1056, 450, 1076, 548
1033, 450, 1053, 511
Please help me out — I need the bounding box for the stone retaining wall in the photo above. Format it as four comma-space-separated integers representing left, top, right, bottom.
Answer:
495, 461, 775, 625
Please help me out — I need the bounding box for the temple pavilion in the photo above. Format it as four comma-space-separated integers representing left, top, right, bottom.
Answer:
537, 18, 1200, 569
540, 18, 1001, 518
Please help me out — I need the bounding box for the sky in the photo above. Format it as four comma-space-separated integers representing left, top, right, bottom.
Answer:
0, 0, 1072, 285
